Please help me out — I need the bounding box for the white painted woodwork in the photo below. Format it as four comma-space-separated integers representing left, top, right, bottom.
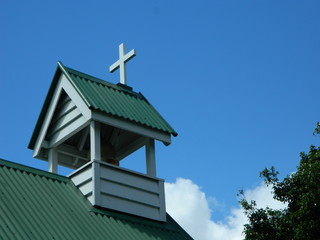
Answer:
90, 121, 101, 161
109, 43, 136, 85
70, 162, 93, 198
146, 138, 156, 177
60, 74, 91, 120
69, 160, 166, 222
92, 161, 101, 206
57, 144, 89, 160
53, 146, 89, 169
32, 73, 91, 159
89, 121, 102, 204
78, 127, 89, 151
42, 141, 49, 149
33, 76, 64, 158
47, 93, 88, 148
92, 111, 171, 145
115, 136, 147, 161
48, 117, 88, 149
48, 148, 58, 173
47, 105, 81, 137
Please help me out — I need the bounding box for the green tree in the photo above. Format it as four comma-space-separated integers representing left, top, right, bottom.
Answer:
239, 145, 320, 240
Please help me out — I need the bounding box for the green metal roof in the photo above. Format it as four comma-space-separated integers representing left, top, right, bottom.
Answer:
0, 158, 193, 240
29, 62, 177, 149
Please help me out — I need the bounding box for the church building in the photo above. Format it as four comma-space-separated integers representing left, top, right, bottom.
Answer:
0, 44, 193, 239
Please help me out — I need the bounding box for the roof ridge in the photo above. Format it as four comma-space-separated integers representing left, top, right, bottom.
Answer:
64, 66, 114, 87
64, 65, 144, 99
0, 158, 69, 182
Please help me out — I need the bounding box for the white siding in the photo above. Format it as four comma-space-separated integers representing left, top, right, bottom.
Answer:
47, 95, 87, 148
70, 161, 166, 222
70, 164, 93, 198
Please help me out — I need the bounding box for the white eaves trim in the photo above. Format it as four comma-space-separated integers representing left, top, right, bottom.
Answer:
33, 73, 92, 158
92, 111, 172, 145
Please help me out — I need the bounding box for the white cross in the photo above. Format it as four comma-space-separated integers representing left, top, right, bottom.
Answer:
109, 43, 136, 85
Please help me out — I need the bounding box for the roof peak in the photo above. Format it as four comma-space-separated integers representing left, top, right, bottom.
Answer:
59, 62, 144, 99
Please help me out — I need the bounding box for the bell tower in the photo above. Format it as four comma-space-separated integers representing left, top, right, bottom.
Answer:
28, 44, 177, 222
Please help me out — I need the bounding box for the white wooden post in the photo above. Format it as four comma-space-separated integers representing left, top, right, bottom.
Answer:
146, 138, 156, 177
90, 121, 101, 161
90, 120, 101, 206
48, 148, 58, 173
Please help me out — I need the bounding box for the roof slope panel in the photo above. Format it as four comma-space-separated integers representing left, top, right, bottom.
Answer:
64, 65, 177, 136
0, 159, 193, 240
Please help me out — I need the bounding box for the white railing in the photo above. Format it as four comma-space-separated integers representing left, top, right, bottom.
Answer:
69, 160, 166, 222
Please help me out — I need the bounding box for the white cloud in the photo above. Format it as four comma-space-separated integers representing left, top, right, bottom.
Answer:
243, 183, 287, 210
165, 178, 286, 240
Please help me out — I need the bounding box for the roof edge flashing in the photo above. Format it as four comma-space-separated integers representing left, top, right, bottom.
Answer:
28, 63, 63, 150
0, 158, 68, 182
58, 62, 91, 108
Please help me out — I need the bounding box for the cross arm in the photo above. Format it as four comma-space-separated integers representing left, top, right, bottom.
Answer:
109, 60, 120, 73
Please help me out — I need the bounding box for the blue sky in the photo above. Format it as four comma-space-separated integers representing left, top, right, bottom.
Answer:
1, 0, 320, 231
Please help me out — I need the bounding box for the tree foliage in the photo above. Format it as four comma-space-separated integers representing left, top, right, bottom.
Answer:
239, 145, 320, 240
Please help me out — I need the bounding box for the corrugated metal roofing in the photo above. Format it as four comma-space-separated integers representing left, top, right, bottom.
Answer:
0, 158, 193, 240
63, 64, 177, 136
29, 62, 177, 150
